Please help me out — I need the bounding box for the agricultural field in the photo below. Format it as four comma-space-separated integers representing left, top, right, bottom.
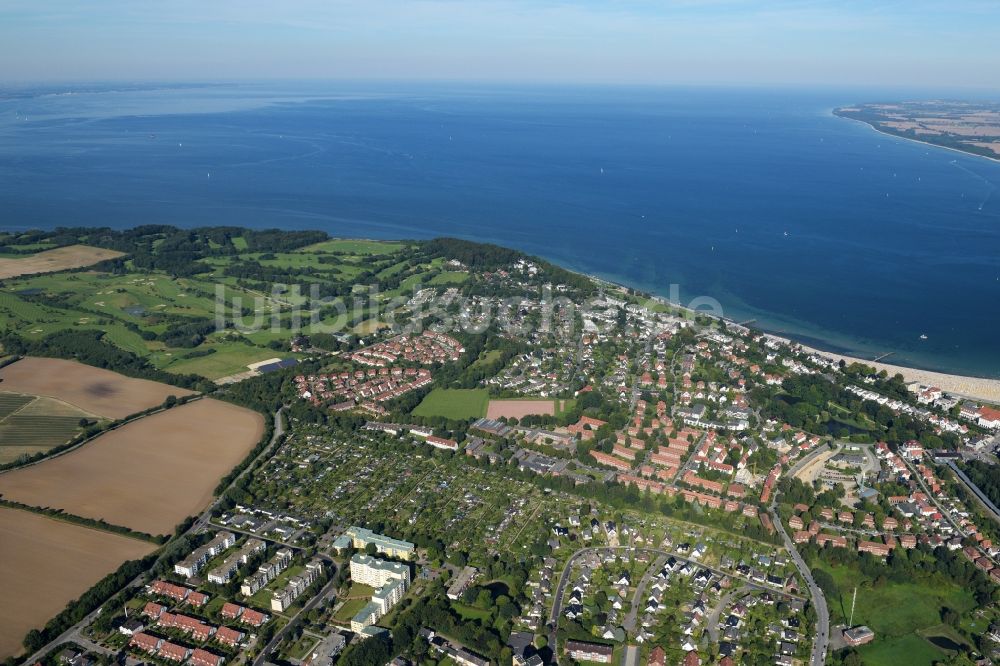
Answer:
0, 244, 124, 279
0, 357, 194, 419
0, 507, 154, 659
412, 388, 489, 420
0, 391, 96, 464
0, 398, 264, 535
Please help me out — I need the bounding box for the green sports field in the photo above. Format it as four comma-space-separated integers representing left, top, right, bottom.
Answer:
412, 388, 489, 420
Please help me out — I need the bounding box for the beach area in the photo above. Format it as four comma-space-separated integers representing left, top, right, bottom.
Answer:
796, 343, 1000, 405
838, 113, 1000, 165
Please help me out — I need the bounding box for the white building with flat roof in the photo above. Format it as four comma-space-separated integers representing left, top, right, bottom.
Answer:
349, 554, 410, 631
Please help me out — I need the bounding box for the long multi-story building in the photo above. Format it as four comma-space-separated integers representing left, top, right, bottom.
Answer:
338, 526, 415, 560
240, 548, 293, 596
271, 559, 324, 612
208, 538, 266, 584
349, 554, 410, 632
175, 531, 236, 578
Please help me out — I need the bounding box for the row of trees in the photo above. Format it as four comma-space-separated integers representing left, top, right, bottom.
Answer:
0, 329, 208, 390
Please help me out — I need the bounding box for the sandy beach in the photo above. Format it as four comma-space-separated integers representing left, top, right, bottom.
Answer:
797, 343, 1000, 405
835, 111, 1000, 165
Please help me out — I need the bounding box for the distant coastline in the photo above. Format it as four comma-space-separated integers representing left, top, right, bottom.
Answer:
833, 107, 1000, 165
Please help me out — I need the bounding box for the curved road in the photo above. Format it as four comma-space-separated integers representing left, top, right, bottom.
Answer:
769, 443, 830, 666
768, 497, 829, 666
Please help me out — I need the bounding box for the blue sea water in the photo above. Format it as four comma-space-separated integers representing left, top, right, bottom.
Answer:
1, 82, 999, 377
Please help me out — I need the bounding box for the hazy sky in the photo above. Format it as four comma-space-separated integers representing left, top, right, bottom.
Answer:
1, 0, 998, 88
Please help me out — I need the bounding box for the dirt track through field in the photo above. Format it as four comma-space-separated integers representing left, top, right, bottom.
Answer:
0, 399, 263, 535
0, 357, 195, 419
0, 507, 154, 659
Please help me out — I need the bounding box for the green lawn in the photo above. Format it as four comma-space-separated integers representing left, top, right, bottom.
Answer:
412, 388, 489, 420
333, 597, 369, 622
814, 561, 976, 666
428, 271, 469, 286
298, 239, 409, 255
346, 582, 375, 597
152, 338, 286, 379
556, 398, 577, 416
856, 634, 947, 666
284, 634, 319, 660
451, 602, 493, 622
470, 350, 502, 369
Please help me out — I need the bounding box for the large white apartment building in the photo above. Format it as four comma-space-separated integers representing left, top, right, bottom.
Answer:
349, 554, 410, 632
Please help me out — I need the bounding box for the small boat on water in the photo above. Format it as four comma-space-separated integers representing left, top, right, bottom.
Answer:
919, 334, 928, 340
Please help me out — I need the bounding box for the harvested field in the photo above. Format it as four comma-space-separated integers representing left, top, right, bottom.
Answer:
0, 392, 94, 462
486, 399, 556, 419
0, 399, 264, 535
0, 244, 124, 279
970, 141, 1000, 156
0, 507, 154, 659
0, 357, 195, 419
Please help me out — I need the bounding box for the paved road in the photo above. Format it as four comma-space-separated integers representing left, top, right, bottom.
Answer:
20, 408, 286, 666
947, 461, 1000, 526
786, 442, 831, 478
705, 585, 749, 643
252, 570, 339, 666
768, 498, 829, 666
621, 644, 639, 666
623, 555, 666, 633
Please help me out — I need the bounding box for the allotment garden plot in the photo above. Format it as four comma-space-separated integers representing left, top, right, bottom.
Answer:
242, 428, 564, 558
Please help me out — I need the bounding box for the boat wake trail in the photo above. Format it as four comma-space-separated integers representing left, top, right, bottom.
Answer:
951, 160, 998, 211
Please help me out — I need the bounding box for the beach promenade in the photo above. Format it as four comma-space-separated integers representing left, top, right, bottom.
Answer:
800, 345, 1000, 404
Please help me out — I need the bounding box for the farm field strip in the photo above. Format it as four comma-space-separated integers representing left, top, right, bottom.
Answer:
412, 388, 489, 420
0, 393, 94, 458
0, 357, 195, 420
0, 244, 124, 279
0, 507, 155, 659
0, 398, 264, 535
